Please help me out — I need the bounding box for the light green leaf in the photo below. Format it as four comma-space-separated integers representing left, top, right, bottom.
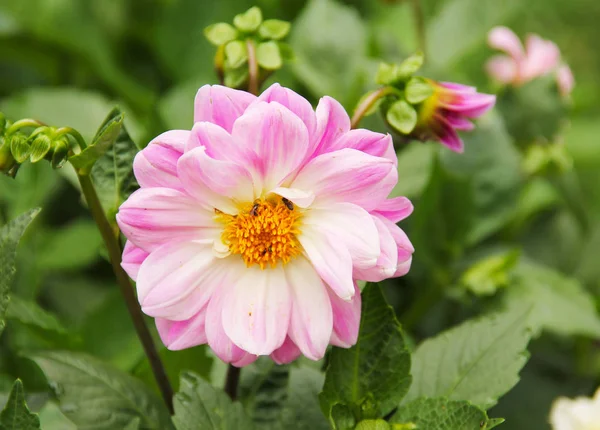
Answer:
405, 77, 434, 104
204, 22, 238, 46
5, 296, 69, 337
256, 41, 282, 70
355, 419, 391, 430
404, 308, 532, 409
0, 208, 39, 336
233, 6, 263, 33
460, 249, 520, 296
391, 397, 503, 430
395, 52, 424, 80
90, 108, 139, 222
375, 63, 398, 86
0, 380, 40, 430
28, 351, 173, 429
320, 283, 411, 424
386, 100, 418, 134
290, 0, 368, 106
505, 262, 600, 337
37, 401, 76, 430
258, 19, 291, 40
124, 417, 141, 430
389, 144, 435, 199
173, 371, 254, 430
37, 220, 102, 271
224, 40, 248, 69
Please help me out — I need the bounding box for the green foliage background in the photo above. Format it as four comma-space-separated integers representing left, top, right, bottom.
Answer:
0, 0, 599, 428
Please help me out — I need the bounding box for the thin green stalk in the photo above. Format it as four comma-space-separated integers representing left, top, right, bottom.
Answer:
77, 174, 174, 413
350, 86, 395, 129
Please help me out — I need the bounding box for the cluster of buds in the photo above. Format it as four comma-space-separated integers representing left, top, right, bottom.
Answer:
0, 113, 74, 178
358, 53, 495, 153
204, 7, 293, 90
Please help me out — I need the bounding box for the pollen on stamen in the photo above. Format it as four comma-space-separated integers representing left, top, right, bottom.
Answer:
216, 197, 303, 269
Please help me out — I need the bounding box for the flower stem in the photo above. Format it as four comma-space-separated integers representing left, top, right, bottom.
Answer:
54, 127, 88, 151
410, 0, 427, 56
77, 174, 174, 413
246, 39, 259, 96
224, 365, 241, 400
350, 86, 395, 129
5, 119, 45, 135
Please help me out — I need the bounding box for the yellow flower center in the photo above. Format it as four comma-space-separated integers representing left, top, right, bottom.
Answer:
217, 197, 303, 269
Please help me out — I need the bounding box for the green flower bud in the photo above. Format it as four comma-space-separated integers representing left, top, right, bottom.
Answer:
0, 136, 17, 176
29, 134, 53, 163
10, 133, 31, 163
51, 137, 70, 169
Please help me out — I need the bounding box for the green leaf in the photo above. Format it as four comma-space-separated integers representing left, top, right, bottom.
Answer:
391, 397, 503, 430
389, 144, 435, 200
395, 52, 424, 80
290, 0, 368, 106
404, 308, 532, 409
204, 22, 238, 46
375, 62, 399, 86
224, 68, 249, 89
405, 77, 434, 104
504, 262, 600, 337
258, 19, 291, 40
0, 380, 40, 430
124, 417, 141, 430
355, 419, 391, 430
5, 296, 69, 337
224, 40, 248, 69
320, 283, 411, 425
256, 41, 282, 70
173, 371, 254, 430
28, 351, 173, 429
0, 208, 39, 336
90, 108, 139, 222
459, 250, 520, 296
233, 6, 263, 33
281, 367, 328, 430
386, 100, 418, 134
36, 220, 102, 271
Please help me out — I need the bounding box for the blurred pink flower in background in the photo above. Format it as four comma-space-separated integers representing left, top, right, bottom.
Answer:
117, 84, 414, 366
486, 26, 574, 96
415, 81, 496, 153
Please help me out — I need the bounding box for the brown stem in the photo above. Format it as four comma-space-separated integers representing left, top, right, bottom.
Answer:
77, 175, 174, 414
224, 365, 241, 400
410, 0, 427, 56
246, 39, 259, 96
350, 86, 395, 129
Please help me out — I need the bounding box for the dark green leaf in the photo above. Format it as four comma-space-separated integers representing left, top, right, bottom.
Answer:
320, 283, 411, 425
258, 19, 291, 40
0, 208, 39, 336
404, 308, 532, 409
173, 371, 254, 430
233, 6, 262, 33
5, 296, 69, 337
0, 380, 40, 430
256, 41, 282, 70
90, 108, 139, 222
386, 100, 417, 134
204, 23, 238, 46
28, 351, 173, 429
281, 367, 328, 430
391, 397, 503, 430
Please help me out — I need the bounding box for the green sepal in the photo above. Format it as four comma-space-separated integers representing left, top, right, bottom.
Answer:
224, 67, 249, 89
376, 53, 424, 85
233, 6, 263, 33
386, 100, 418, 134
29, 134, 53, 163
9, 134, 30, 163
405, 77, 434, 104
375, 63, 398, 86
0, 136, 17, 175
51, 138, 70, 169
225, 40, 248, 69
204, 22, 238, 46
258, 19, 291, 40
256, 41, 282, 70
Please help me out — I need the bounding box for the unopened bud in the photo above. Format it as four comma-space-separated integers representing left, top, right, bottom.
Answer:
10, 133, 31, 163
29, 134, 53, 163
51, 137, 70, 169
0, 136, 17, 176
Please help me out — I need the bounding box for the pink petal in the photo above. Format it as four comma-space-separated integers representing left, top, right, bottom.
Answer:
353, 215, 398, 282
373, 196, 414, 223
311, 96, 351, 157
522, 34, 560, 81
439, 82, 477, 93
303, 202, 380, 270
194, 85, 256, 133
231, 101, 310, 191
270, 337, 302, 364
116, 188, 219, 252
485, 55, 518, 84
222, 265, 291, 356
324, 129, 396, 165
328, 283, 361, 348
133, 130, 187, 190
285, 256, 333, 360
442, 93, 496, 118
205, 282, 254, 364
269, 187, 315, 208
556, 64, 574, 97
121, 241, 149, 281
298, 229, 354, 301
488, 26, 524, 61
377, 215, 414, 277
155, 307, 208, 351
444, 112, 475, 131
257, 83, 317, 138
291, 148, 396, 211
435, 117, 464, 153
178, 147, 255, 205
136, 240, 230, 321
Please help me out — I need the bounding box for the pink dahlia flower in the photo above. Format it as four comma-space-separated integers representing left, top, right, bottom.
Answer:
414, 80, 496, 153
117, 84, 414, 366
486, 26, 574, 96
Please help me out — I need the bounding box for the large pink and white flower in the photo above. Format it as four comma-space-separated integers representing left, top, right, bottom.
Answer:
486, 26, 574, 96
117, 84, 414, 366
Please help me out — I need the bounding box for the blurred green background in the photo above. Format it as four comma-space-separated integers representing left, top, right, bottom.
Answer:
1, 0, 599, 428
